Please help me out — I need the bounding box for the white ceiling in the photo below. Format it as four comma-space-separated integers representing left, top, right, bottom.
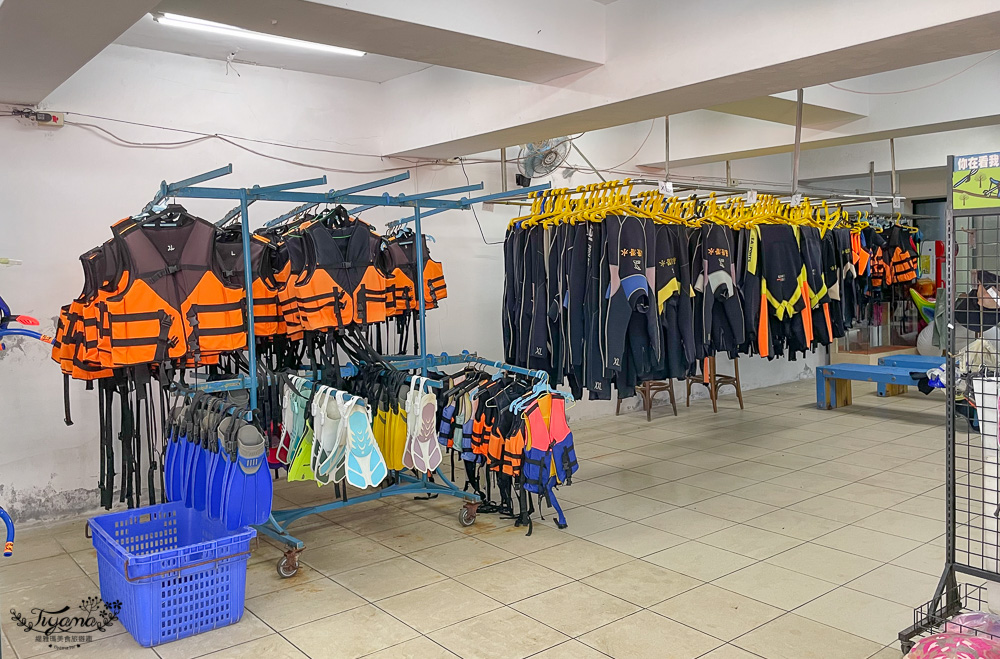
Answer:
0, 0, 160, 104
115, 13, 431, 83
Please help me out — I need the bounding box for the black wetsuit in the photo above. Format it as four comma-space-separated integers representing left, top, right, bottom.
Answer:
695, 224, 745, 358
604, 214, 660, 395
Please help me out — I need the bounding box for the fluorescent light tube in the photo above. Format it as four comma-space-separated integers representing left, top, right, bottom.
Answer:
153, 13, 366, 57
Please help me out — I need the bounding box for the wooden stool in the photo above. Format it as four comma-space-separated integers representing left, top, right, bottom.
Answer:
616, 380, 678, 422
686, 356, 744, 413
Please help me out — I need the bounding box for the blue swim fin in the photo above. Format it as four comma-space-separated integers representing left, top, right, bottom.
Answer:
182, 410, 204, 508
222, 424, 271, 530
163, 408, 183, 502
240, 424, 272, 526
209, 416, 238, 520
192, 401, 223, 512
344, 397, 387, 490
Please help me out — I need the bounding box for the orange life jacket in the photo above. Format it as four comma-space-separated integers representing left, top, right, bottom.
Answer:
887, 226, 918, 284
487, 423, 505, 471
53, 245, 116, 380
293, 219, 389, 330
98, 212, 230, 367
273, 233, 306, 341
470, 410, 491, 457
870, 246, 888, 289
205, 234, 284, 348
383, 233, 447, 315
501, 425, 525, 477
251, 247, 283, 339
51, 304, 72, 371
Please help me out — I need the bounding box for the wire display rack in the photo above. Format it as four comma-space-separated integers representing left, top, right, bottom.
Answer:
911, 583, 999, 642
900, 154, 1000, 653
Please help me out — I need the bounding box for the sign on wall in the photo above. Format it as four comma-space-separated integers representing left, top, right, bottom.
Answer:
953, 153, 1000, 209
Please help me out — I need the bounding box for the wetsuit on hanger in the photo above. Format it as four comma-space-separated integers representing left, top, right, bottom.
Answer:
585, 221, 611, 398
651, 223, 696, 379
603, 214, 660, 389
525, 227, 550, 373
799, 226, 831, 348
694, 224, 745, 358
564, 222, 588, 399
503, 223, 527, 366
833, 228, 858, 329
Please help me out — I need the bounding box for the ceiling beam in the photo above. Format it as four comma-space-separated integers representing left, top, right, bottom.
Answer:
154, 0, 606, 84
706, 96, 865, 128
379, 5, 1000, 158
0, 0, 161, 105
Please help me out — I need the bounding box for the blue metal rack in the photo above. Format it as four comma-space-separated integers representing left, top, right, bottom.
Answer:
142, 164, 550, 574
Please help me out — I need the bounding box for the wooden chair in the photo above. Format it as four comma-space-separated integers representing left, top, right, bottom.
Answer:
616, 380, 678, 422
686, 355, 744, 413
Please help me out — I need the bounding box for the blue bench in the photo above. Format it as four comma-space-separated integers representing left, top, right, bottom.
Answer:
875, 355, 945, 396
816, 364, 925, 409
878, 355, 945, 369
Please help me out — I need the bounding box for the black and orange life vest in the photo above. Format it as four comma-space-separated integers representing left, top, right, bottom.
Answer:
486, 422, 505, 471
272, 233, 306, 341
470, 409, 491, 457
98, 212, 227, 366
51, 244, 116, 380
383, 232, 447, 315
293, 219, 389, 330
501, 423, 525, 477
887, 226, 918, 284
210, 235, 284, 342
74, 247, 116, 380
870, 246, 888, 289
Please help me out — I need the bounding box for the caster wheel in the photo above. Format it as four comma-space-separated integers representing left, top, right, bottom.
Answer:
458, 506, 477, 527
276, 555, 298, 578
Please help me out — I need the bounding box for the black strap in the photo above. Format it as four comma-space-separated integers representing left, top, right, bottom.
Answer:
140, 263, 208, 284
133, 370, 143, 506
118, 374, 134, 508
97, 379, 108, 509
63, 373, 74, 426
153, 312, 173, 363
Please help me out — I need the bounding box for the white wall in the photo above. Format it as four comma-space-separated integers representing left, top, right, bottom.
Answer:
0, 45, 397, 521
1, 45, 827, 522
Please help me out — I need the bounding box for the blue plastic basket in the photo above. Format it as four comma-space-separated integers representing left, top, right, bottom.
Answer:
89, 502, 255, 648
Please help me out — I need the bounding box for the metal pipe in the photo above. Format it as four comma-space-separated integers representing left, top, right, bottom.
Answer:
571, 141, 607, 182
413, 200, 427, 372
792, 88, 803, 194
944, 154, 956, 568
869, 161, 876, 197
726, 161, 732, 187
487, 180, 924, 214
890, 138, 897, 197
238, 188, 258, 412
500, 147, 508, 192
663, 116, 670, 180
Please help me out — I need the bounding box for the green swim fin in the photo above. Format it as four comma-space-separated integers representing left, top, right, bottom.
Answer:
288, 423, 316, 482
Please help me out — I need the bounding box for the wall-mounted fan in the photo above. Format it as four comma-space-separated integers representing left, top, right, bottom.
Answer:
517, 138, 571, 185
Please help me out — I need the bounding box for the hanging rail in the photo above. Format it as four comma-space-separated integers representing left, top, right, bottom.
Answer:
145, 165, 547, 404
142, 164, 554, 565
386, 182, 552, 229
258, 349, 556, 550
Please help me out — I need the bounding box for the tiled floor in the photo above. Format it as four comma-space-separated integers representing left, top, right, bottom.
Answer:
1, 380, 954, 659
